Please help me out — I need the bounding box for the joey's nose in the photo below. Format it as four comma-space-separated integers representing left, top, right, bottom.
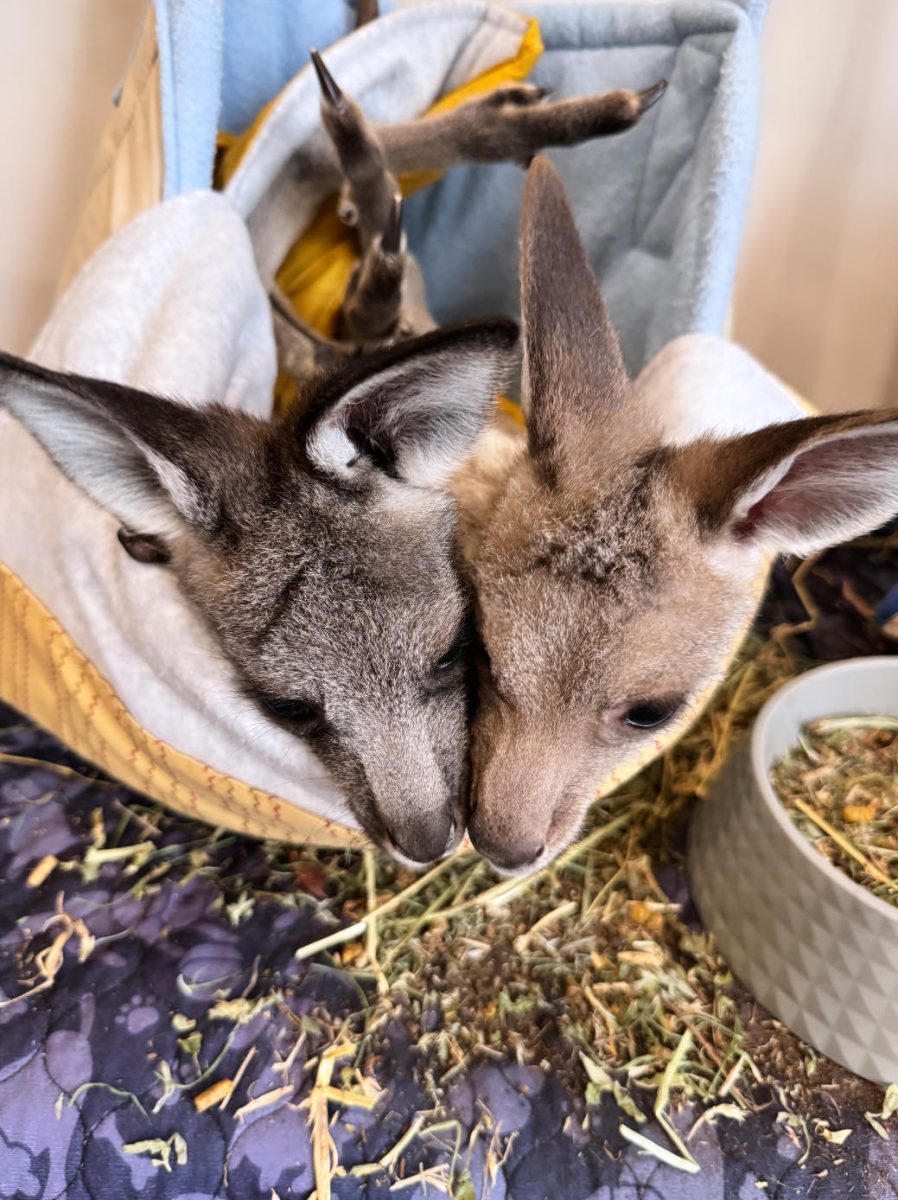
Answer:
470, 826, 545, 873
385, 810, 455, 866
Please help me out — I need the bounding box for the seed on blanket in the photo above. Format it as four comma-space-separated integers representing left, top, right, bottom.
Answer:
122, 1133, 187, 1172
193, 1078, 233, 1113
770, 716, 898, 906
26, 854, 58, 888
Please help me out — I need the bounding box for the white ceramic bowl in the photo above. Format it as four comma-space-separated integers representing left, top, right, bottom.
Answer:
689, 656, 898, 1083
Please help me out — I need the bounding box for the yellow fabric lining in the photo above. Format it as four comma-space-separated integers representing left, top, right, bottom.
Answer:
496, 395, 526, 427
0, 563, 366, 847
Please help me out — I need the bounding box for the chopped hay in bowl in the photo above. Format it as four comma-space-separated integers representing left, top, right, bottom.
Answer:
770, 716, 898, 907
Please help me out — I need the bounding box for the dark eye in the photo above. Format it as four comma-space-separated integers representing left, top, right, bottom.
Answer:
256, 693, 327, 734
428, 621, 473, 688
435, 644, 462, 672
619, 697, 685, 731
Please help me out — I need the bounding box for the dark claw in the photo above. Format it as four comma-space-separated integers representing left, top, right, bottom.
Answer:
637, 79, 668, 113
310, 49, 346, 111
381, 194, 403, 255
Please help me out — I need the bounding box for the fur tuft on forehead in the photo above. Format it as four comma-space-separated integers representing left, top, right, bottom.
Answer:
506, 450, 672, 599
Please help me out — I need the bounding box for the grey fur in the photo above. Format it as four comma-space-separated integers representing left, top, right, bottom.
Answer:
0, 321, 516, 864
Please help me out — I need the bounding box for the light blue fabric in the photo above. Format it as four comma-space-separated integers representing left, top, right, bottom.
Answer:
153, 0, 365, 196
152, 0, 767, 372
403, 1, 764, 371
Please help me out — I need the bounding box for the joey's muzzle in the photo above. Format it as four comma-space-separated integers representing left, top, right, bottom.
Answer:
467, 712, 589, 872
467, 757, 558, 874
468, 823, 545, 873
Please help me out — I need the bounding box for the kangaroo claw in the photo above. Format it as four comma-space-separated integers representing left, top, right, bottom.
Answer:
337, 185, 359, 227
637, 79, 668, 113
310, 49, 346, 111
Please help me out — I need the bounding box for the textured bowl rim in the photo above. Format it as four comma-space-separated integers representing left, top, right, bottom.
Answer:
751, 655, 898, 925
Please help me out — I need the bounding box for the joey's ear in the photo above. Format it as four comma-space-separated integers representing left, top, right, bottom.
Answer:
302, 318, 518, 487
0, 351, 255, 539
519, 157, 629, 480
672, 410, 898, 557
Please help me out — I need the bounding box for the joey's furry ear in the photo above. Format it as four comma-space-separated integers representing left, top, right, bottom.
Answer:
671, 409, 898, 557
519, 156, 630, 483
302, 318, 518, 488
0, 351, 259, 540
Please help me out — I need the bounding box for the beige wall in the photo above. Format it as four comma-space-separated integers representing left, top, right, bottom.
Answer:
0, 0, 144, 354
732, 0, 898, 412
0, 0, 895, 414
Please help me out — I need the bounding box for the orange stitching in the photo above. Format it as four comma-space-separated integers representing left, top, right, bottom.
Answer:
0, 575, 8, 699
9, 579, 22, 711
19, 586, 32, 717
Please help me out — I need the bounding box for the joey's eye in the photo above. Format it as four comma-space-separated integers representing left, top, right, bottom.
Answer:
619, 697, 685, 731
256, 694, 327, 734
429, 621, 473, 685
435, 645, 462, 672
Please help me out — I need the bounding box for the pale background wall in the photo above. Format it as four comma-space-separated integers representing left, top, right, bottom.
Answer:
0, 0, 895, 413
0, 0, 145, 354
731, 0, 898, 413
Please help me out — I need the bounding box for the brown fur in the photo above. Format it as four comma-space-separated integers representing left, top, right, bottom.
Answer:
455, 158, 898, 873
0, 68, 671, 868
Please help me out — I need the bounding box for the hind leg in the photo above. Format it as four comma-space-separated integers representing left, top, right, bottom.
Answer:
311, 50, 411, 344
336, 194, 410, 344
311, 49, 400, 242
376, 79, 667, 174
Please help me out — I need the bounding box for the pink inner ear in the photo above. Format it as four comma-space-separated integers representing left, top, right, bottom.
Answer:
732, 503, 765, 542
731, 429, 898, 550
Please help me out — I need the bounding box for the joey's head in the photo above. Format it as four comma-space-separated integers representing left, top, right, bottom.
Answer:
0, 319, 517, 864
466, 158, 898, 874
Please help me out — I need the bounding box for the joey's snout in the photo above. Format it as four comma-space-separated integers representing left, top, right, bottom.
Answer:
362, 729, 468, 866
465, 710, 593, 873
467, 725, 579, 875
468, 788, 555, 875
468, 823, 546, 873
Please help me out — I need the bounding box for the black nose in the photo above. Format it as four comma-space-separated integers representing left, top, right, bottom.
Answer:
386, 811, 454, 865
